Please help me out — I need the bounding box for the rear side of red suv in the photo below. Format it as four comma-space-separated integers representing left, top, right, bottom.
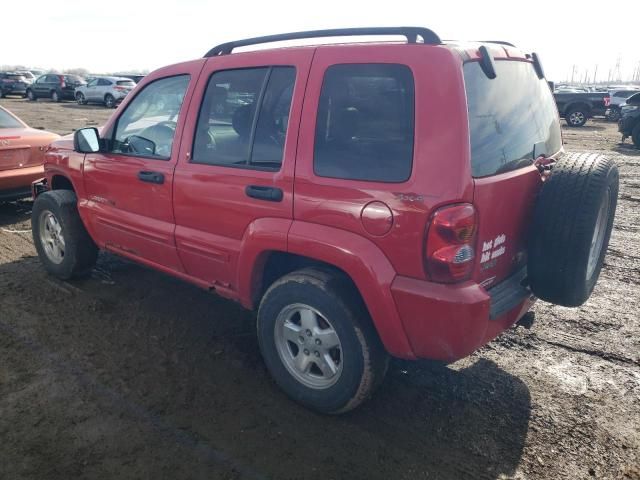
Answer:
31, 28, 618, 414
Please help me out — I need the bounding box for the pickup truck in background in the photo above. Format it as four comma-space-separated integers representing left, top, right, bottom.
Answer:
554, 91, 610, 127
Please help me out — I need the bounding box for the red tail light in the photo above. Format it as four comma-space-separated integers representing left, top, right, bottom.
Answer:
425, 203, 477, 283
604, 96, 611, 107
59, 76, 65, 88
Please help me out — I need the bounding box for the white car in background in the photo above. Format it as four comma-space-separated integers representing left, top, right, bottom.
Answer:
606, 88, 640, 121
74, 76, 136, 108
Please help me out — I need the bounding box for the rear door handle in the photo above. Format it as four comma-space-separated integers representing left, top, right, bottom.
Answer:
137, 171, 164, 184
245, 185, 283, 202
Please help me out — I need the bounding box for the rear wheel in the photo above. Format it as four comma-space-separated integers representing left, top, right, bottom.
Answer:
565, 107, 588, 127
31, 190, 98, 280
51, 90, 60, 102
104, 94, 115, 108
632, 124, 640, 148
257, 268, 388, 414
529, 153, 618, 306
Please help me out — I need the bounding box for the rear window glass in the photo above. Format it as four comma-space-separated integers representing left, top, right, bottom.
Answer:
0, 109, 22, 128
64, 75, 84, 83
6, 74, 25, 80
117, 80, 136, 86
464, 60, 562, 178
314, 64, 414, 183
628, 93, 640, 105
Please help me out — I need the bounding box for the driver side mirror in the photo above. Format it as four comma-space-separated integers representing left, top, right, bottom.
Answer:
74, 127, 101, 153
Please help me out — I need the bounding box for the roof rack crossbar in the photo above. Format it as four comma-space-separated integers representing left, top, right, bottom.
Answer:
204, 27, 441, 57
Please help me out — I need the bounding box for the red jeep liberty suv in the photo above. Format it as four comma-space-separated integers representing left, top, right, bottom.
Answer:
31, 28, 618, 413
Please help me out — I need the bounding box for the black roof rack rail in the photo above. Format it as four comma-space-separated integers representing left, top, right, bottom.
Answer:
204, 27, 441, 57
479, 40, 516, 47
443, 40, 516, 48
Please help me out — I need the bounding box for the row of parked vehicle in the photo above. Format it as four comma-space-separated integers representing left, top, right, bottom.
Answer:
553, 86, 640, 128
0, 71, 144, 108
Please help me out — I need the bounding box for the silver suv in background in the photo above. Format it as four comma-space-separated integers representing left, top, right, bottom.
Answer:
74, 76, 136, 108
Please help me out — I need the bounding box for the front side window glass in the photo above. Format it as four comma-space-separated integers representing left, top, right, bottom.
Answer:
112, 74, 190, 160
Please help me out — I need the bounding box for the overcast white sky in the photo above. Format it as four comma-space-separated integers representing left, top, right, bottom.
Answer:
4, 0, 639, 82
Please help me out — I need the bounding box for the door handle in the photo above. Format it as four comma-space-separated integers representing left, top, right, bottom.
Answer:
245, 185, 283, 202
137, 171, 165, 184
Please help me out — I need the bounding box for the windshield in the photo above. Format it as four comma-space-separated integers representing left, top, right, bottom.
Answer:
464, 60, 562, 177
0, 109, 23, 128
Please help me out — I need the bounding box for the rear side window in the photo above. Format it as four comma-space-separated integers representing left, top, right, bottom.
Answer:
192, 66, 296, 170
464, 61, 562, 177
614, 91, 636, 98
64, 75, 84, 83
314, 64, 414, 183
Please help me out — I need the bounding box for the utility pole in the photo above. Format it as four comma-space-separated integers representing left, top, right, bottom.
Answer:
571, 64, 576, 84
593, 65, 598, 84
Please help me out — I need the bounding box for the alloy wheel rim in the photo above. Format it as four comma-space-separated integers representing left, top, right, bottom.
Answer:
274, 303, 343, 389
39, 210, 65, 264
586, 190, 610, 280
570, 112, 585, 125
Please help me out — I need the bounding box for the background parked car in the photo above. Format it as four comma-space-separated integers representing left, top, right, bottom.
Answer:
619, 92, 640, 147
0, 72, 29, 98
16, 71, 36, 84
75, 76, 136, 108
553, 90, 611, 127
26, 74, 86, 102
116, 73, 145, 84
606, 88, 640, 121
0, 106, 59, 201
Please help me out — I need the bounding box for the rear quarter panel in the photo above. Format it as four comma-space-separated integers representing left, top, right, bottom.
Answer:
293, 44, 473, 280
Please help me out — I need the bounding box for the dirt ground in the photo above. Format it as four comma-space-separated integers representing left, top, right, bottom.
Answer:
0, 96, 639, 480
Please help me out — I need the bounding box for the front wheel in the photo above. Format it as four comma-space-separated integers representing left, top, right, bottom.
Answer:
257, 268, 388, 414
76, 92, 87, 105
32, 190, 98, 280
26, 89, 37, 101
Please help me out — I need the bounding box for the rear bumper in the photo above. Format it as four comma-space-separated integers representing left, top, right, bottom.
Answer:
0, 165, 44, 199
619, 116, 638, 135
391, 268, 534, 362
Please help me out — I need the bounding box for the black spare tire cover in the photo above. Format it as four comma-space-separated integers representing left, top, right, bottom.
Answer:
528, 152, 619, 307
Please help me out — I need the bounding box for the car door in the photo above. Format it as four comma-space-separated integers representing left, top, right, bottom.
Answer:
172, 50, 313, 294
84, 78, 98, 100
33, 75, 49, 96
82, 64, 201, 271
96, 78, 111, 101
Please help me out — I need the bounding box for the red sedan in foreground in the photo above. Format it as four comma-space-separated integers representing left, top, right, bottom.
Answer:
0, 106, 59, 201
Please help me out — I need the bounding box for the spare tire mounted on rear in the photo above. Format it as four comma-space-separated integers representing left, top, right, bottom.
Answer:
528, 152, 618, 307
